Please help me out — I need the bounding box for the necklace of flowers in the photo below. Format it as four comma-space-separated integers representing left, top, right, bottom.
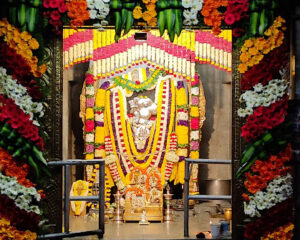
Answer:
182, 0, 203, 26
243, 173, 293, 218
0, 67, 44, 126
238, 79, 289, 118
0, 172, 41, 215
113, 69, 163, 92
104, 92, 128, 188
106, 78, 173, 187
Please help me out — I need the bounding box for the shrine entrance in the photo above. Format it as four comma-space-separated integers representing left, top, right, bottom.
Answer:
62, 28, 233, 239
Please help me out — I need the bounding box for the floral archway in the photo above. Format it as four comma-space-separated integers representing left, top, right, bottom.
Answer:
0, 0, 295, 239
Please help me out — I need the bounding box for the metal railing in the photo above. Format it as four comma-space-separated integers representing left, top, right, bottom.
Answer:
38, 159, 105, 239
184, 158, 232, 237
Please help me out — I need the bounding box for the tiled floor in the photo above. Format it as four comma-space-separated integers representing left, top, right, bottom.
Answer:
68, 201, 231, 240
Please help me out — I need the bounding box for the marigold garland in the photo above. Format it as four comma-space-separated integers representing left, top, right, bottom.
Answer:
238, 16, 286, 74
243, 145, 292, 195
0, 18, 46, 77
0, 217, 37, 240
0, 147, 35, 188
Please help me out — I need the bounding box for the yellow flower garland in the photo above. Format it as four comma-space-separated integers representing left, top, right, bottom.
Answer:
105, 90, 128, 185
0, 217, 37, 240
117, 81, 164, 169
160, 79, 176, 186
127, 121, 156, 160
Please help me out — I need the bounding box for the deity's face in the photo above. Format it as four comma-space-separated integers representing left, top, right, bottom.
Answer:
132, 70, 139, 83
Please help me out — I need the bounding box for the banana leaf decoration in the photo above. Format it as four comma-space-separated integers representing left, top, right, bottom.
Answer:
157, 0, 183, 42
7, 0, 42, 33
110, 0, 136, 42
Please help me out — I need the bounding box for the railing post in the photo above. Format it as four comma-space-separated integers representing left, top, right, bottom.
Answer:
184, 160, 190, 237
64, 165, 70, 233
99, 162, 105, 238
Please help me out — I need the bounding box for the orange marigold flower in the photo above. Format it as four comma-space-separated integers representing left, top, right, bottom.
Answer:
142, 10, 152, 22
142, 0, 150, 3
133, 6, 143, 19
147, 17, 157, 27
146, 2, 156, 11
20, 31, 32, 41
28, 38, 39, 50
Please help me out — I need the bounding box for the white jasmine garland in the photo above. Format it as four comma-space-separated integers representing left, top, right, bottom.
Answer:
238, 79, 289, 118
0, 172, 41, 215
243, 174, 293, 218
0, 67, 44, 125
182, 0, 203, 26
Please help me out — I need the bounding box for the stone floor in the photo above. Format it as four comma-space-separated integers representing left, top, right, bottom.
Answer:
68, 201, 231, 240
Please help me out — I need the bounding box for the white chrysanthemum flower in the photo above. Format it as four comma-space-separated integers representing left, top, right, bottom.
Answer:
89, 9, 98, 19
253, 83, 263, 92
182, 0, 192, 8
94, 0, 105, 10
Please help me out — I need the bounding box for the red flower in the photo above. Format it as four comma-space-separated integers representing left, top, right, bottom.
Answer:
58, 2, 68, 13
0, 194, 40, 232
50, 10, 61, 20
241, 95, 289, 142
43, 0, 51, 8
0, 95, 44, 150
233, 28, 244, 38
49, 0, 59, 8
86, 120, 95, 132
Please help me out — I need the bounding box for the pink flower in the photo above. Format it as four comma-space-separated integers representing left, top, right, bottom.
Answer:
190, 141, 199, 150
86, 98, 95, 107
225, 13, 235, 25
49, 0, 59, 8
191, 96, 199, 105
50, 10, 61, 20
43, 0, 51, 8
86, 144, 94, 153
58, 2, 68, 13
